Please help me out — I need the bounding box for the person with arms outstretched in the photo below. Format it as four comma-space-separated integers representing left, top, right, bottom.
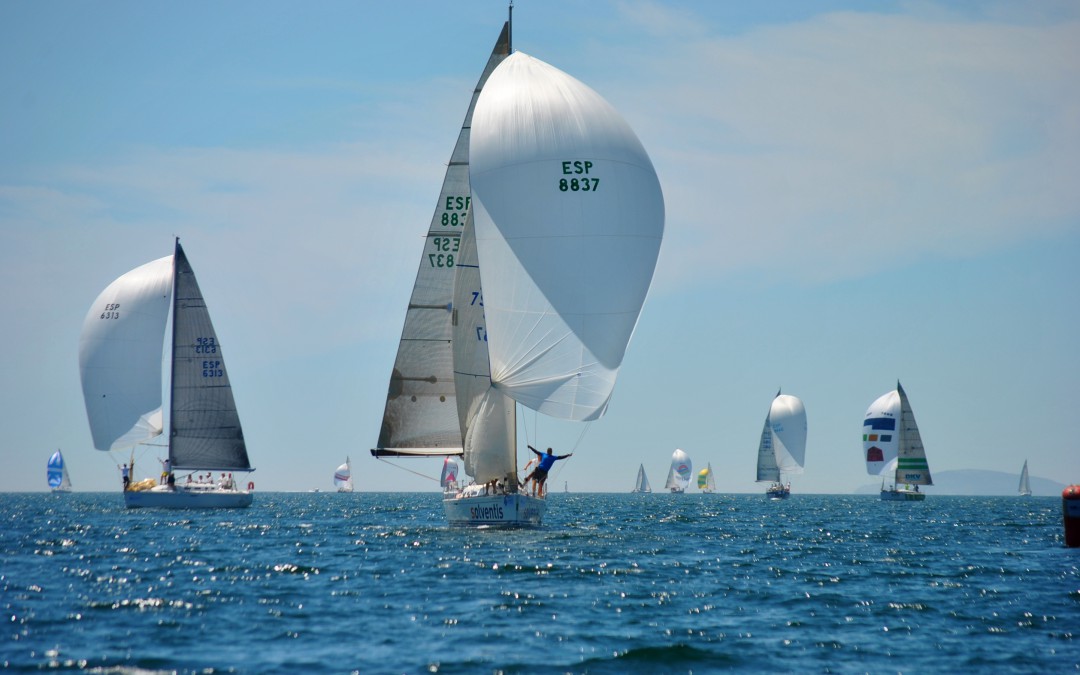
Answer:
521, 445, 572, 497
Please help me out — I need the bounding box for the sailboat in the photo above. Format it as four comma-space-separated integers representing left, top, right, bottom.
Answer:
755, 390, 807, 499
863, 381, 931, 501
79, 239, 254, 509
631, 463, 652, 493
1018, 459, 1032, 497
371, 17, 663, 527
698, 463, 716, 493
47, 450, 72, 493
665, 449, 692, 493
334, 457, 354, 493
440, 457, 460, 494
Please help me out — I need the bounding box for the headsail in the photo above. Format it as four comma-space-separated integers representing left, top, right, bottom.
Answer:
334, 457, 353, 492
47, 450, 71, 491
862, 389, 901, 476
373, 23, 511, 458
770, 394, 807, 475
469, 52, 665, 422
664, 448, 692, 491
79, 255, 172, 452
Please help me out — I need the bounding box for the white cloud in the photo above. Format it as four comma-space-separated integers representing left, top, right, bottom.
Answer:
601, 7, 1080, 288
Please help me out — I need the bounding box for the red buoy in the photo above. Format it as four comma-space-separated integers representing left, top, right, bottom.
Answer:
1064, 485, 1080, 548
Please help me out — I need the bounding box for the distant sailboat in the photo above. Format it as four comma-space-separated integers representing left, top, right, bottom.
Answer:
665, 449, 692, 494
334, 457, 353, 493
440, 457, 460, 493
864, 381, 931, 501
632, 463, 652, 493
370, 16, 663, 527
47, 450, 72, 493
698, 463, 716, 493
1018, 460, 1032, 497
79, 239, 254, 508
755, 391, 806, 499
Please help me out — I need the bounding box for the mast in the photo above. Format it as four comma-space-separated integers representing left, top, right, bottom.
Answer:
508, 1, 513, 52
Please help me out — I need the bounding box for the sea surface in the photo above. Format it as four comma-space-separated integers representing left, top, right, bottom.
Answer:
2, 492, 1077, 673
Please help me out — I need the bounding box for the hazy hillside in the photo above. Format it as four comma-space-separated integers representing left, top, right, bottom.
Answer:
856, 469, 1069, 496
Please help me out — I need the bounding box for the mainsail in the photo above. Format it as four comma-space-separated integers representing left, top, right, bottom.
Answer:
632, 463, 652, 493
373, 24, 511, 458
894, 382, 931, 486
1018, 460, 1031, 496
168, 244, 249, 471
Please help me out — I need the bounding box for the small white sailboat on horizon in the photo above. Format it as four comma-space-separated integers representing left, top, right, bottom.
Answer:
79, 239, 254, 509
756, 390, 807, 499
47, 449, 72, 493
370, 15, 663, 528
334, 457, 354, 493
665, 449, 692, 494
863, 381, 932, 501
631, 463, 652, 493
1018, 459, 1032, 497
698, 463, 716, 494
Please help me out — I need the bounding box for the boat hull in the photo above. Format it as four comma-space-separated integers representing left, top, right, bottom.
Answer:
880, 488, 925, 501
443, 493, 546, 528
124, 485, 253, 509
766, 489, 790, 500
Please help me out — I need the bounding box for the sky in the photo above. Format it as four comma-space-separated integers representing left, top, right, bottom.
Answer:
2, 0, 1078, 495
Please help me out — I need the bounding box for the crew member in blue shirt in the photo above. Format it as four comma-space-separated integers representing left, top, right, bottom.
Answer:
521, 445, 572, 497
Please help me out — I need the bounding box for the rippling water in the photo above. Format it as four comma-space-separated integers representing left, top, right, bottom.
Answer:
1, 492, 1077, 673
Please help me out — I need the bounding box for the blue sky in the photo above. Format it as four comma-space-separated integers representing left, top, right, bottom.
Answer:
2, 0, 1078, 495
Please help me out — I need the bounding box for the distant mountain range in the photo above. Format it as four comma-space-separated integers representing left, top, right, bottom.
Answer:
856, 469, 1069, 496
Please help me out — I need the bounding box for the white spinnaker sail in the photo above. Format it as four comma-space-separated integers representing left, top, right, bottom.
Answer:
374, 23, 511, 457
169, 243, 250, 471
469, 52, 664, 422
665, 448, 692, 491
334, 459, 352, 491
770, 394, 807, 474
79, 255, 172, 452
862, 389, 901, 476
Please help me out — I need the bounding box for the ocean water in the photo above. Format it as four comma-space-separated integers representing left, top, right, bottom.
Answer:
2, 492, 1077, 673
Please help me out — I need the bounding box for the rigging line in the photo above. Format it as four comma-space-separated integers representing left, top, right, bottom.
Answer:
374, 456, 440, 483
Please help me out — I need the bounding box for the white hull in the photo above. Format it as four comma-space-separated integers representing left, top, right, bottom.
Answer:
443, 492, 546, 528
669, 487, 685, 494
880, 487, 925, 501
124, 484, 253, 509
